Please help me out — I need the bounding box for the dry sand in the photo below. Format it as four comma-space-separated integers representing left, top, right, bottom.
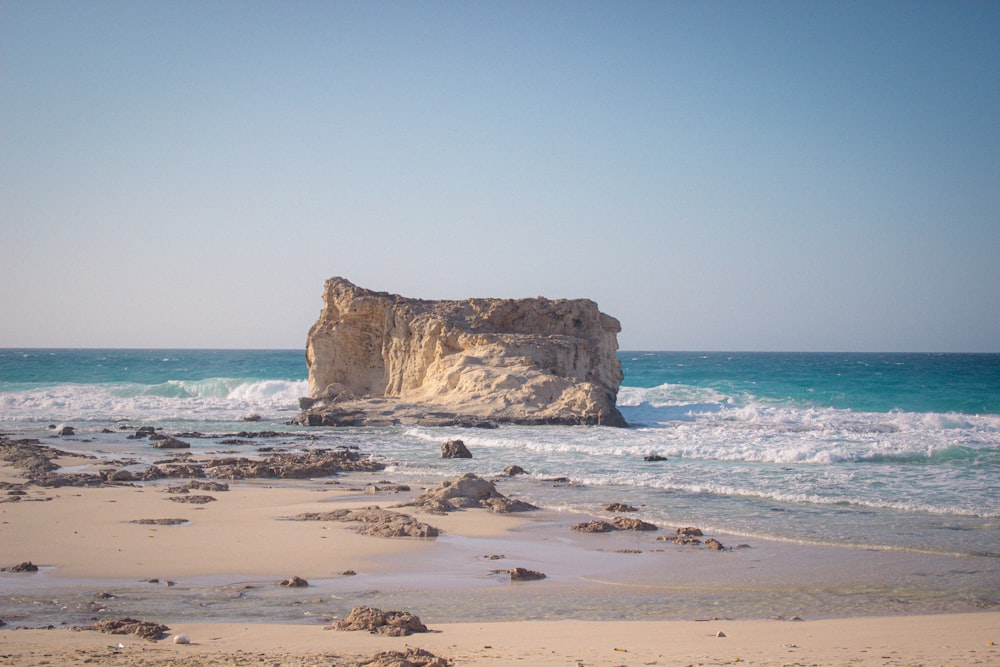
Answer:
2, 463, 998, 666
2, 614, 997, 666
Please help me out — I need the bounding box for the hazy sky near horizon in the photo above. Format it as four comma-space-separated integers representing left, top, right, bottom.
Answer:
2, 1, 998, 352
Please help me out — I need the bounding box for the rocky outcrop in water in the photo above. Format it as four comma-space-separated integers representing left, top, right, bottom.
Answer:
297, 277, 626, 427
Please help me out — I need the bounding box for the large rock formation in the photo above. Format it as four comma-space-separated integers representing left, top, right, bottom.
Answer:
297, 277, 626, 427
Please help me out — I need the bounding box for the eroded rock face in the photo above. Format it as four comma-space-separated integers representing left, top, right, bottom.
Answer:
300, 277, 626, 427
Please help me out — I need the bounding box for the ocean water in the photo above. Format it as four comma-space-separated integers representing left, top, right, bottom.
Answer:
2, 349, 999, 622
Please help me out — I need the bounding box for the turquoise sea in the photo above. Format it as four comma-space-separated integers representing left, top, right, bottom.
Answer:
2, 349, 999, 622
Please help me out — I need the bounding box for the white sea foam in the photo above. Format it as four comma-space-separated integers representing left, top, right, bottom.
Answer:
0, 379, 309, 422
395, 393, 1000, 523
617, 383, 731, 407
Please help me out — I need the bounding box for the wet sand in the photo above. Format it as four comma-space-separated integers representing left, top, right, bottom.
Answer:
2, 458, 998, 665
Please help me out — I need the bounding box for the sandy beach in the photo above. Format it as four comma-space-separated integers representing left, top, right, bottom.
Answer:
2, 449, 998, 667
3, 614, 998, 666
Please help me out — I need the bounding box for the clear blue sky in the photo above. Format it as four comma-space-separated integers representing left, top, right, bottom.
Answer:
2, 1, 998, 351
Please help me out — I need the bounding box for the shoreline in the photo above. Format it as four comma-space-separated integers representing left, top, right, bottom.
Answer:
3, 460, 997, 620
3, 445, 1000, 665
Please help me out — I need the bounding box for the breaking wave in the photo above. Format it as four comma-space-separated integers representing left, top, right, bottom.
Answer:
0, 378, 309, 422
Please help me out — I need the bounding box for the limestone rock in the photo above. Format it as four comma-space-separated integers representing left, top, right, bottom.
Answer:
358, 648, 448, 667
571, 520, 617, 533
704, 537, 726, 551
292, 507, 440, 538
299, 277, 626, 427
85, 617, 169, 641
508, 567, 547, 581
404, 473, 537, 514
605, 502, 638, 512
612, 516, 658, 531
3, 561, 39, 572
204, 448, 383, 479
151, 436, 190, 449
331, 606, 429, 636
167, 494, 216, 504
440, 439, 472, 458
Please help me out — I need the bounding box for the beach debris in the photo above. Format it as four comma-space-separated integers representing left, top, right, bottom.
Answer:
402, 473, 537, 514
292, 506, 440, 538
508, 567, 546, 581
82, 617, 170, 641
150, 436, 190, 449
341, 569, 357, 576
167, 494, 216, 504
330, 605, 429, 636
572, 520, 617, 533
129, 518, 188, 525
441, 439, 472, 458
604, 502, 638, 512
643, 454, 667, 462
358, 647, 448, 667
502, 465, 527, 476
2, 561, 39, 572
481, 554, 506, 560
280, 575, 309, 587
172, 633, 191, 644
715, 630, 727, 638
